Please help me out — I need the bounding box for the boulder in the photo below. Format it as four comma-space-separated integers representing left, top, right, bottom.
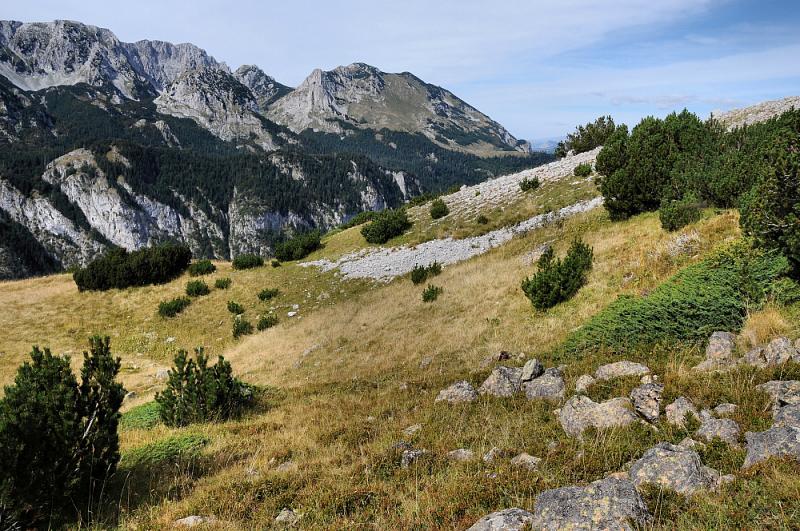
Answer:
466, 508, 534, 531
401, 449, 427, 468
510, 453, 541, 471
706, 331, 736, 362
479, 366, 523, 397
274, 508, 300, 526
764, 337, 798, 366
741, 346, 767, 368
447, 448, 475, 462
628, 442, 720, 494
594, 361, 650, 381
559, 395, 638, 438
743, 426, 800, 468
436, 381, 478, 403
756, 380, 800, 413
523, 368, 565, 401
630, 383, 663, 422
665, 397, 699, 428
773, 404, 800, 428
483, 446, 506, 463
520, 358, 544, 381
712, 403, 738, 416
696, 418, 740, 446
575, 374, 595, 394
530, 477, 650, 530
402, 424, 422, 437
175, 515, 216, 527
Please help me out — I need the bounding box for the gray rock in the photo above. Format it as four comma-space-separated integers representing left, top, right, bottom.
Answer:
531, 477, 650, 530
741, 346, 767, 368
696, 418, 740, 446
155, 368, 170, 381
523, 368, 565, 401
447, 448, 475, 462
466, 508, 534, 531
510, 453, 541, 471
483, 447, 506, 464
123, 391, 137, 402
764, 337, 798, 366
706, 331, 736, 362
480, 366, 522, 397
575, 374, 595, 394
435, 381, 478, 403
713, 403, 738, 416
743, 426, 800, 468
401, 449, 427, 468
520, 358, 544, 381
274, 507, 300, 526
175, 515, 216, 527
595, 361, 650, 381
773, 404, 800, 428
665, 397, 699, 428
677, 437, 706, 450
628, 442, 719, 494
402, 424, 422, 437
559, 395, 638, 438
630, 383, 664, 422
757, 380, 800, 412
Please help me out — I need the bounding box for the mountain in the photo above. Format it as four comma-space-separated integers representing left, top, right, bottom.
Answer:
0, 19, 552, 280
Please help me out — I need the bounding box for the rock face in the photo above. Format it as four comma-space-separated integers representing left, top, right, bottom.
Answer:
693, 331, 738, 371
757, 380, 800, 413
715, 96, 800, 129
531, 477, 650, 530
743, 426, 800, 468
628, 443, 720, 494
630, 383, 664, 422
763, 337, 799, 366
594, 361, 650, 382
233, 64, 291, 110
466, 508, 534, 531
559, 396, 638, 438
520, 358, 544, 382
575, 374, 595, 394
435, 381, 478, 403
774, 404, 800, 428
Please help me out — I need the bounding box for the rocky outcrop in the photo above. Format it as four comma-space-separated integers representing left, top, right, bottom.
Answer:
628, 442, 723, 494
479, 366, 522, 397
523, 368, 565, 401
665, 397, 699, 428
234, 64, 291, 110
630, 382, 663, 423
714, 96, 800, 129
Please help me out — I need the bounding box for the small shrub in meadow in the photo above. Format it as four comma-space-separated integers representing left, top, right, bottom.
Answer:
659, 194, 703, 231
188, 259, 216, 276
185, 279, 210, 297
227, 301, 245, 315
274, 230, 322, 261
271, 259, 281, 268
232, 316, 254, 339
519, 177, 540, 192
476, 214, 489, 225
410, 262, 442, 284
521, 239, 593, 310
361, 208, 412, 244
232, 254, 264, 270
430, 198, 449, 219
257, 313, 279, 331
214, 277, 232, 289
422, 284, 443, 302
258, 288, 280, 301
159, 297, 191, 317
573, 163, 592, 177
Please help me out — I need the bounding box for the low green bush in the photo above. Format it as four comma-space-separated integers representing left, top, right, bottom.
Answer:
214, 277, 232, 289
120, 401, 161, 431
476, 214, 489, 225
430, 198, 449, 219
257, 314, 279, 331
227, 301, 244, 315
770, 277, 800, 305
186, 279, 210, 297
339, 211, 378, 230
232, 316, 254, 339
522, 240, 593, 310
271, 260, 281, 268
159, 297, 191, 317
422, 284, 443, 302
232, 254, 264, 270
659, 195, 703, 231
361, 209, 412, 244
274, 230, 322, 261
258, 288, 280, 301
574, 163, 592, 177
563, 244, 790, 353
73, 243, 191, 291
188, 259, 216, 276
410, 262, 443, 285
519, 177, 540, 192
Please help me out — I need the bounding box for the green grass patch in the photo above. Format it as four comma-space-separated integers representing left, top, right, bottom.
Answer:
120, 401, 161, 431
120, 433, 209, 469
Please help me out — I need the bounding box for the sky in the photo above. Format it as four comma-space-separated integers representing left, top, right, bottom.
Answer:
4, 0, 800, 143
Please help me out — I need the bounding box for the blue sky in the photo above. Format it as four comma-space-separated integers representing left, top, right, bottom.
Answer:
4, 0, 800, 142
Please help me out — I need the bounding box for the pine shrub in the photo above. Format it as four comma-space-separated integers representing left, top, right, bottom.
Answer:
158, 297, 191, 317
410, 262, 442, 285
258, 288, 280, 301
257, 313, 279, 331
155, 349, 252, 427
232, 254, 264, 270
73, 243, 191, 291
422, 284, 443, 302
476, 214, 489, 225
519, 177, 540, 192
227, 301, 245, 315
188, 259, 216, 276
573, 163, 592, 177
361, 208, 412, 244
521, 240, 593, 310
232, 316, 254, 339
274, 230, 322, 261
214, 277, 232, 289
430, 198, 449, 219
271, 260, 281, 268
186, 279, 210, 297
659, 195, 703, 231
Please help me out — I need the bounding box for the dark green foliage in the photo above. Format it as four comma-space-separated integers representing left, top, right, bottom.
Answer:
410, 262, 443, 285
185, 279, 210, 297
476, 214, 489, 225
188, 259, 216, 276
258, 288, 280, 301
361, 208, 412, 244
521, 240, 593, 310
422, 284, 443, 302
73, 243, 191, 291
232, 316, 254, 339
257, 313, 279, 331
119, 401, 161, 431
564, 244, 790, 353
339, 210, 378, 230
769, 278, 800, 305
214, 277, 232, 289
155, 349, 252, 427
0, 209, 59, 277
573, 163, 592, 177
274, 230, 322, 261
227, 301, 245, 315
0, 337, 123, 528
659, 194, 703, 231
555, 116, 618, 158
158, 297, 191, 318
232, 254, 264, 270
271, 260, 281, 268
430, 198, 449, 219
519, 177, 540, 192
426, 261, 442, 277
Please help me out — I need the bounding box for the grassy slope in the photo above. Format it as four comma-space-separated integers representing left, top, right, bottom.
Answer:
1, 195, 800, 528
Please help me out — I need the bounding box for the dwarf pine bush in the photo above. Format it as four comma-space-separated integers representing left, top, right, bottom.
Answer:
232, 316, 254, 338
258, 288, 280, 301
227, 301, 245, 315
410, 262, 442, 285
232, 254, 264, 270
257, 313, 279, 331
422, 284, 443, 302
659, 195, 703, 231
186, 279, 210, 297
521, 240, 593, 310
188, 259, 216, 276
73, 243, 191, 291
430, 198, 449, 219
214, 277, 232, 289
274, 230, 322, 261
519, 177, 540, 192
573, 163, 592, 177
158, 297, 191, 317
361, 208, 412, 244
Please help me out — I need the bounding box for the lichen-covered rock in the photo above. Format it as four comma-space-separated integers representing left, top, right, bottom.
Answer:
706, 331, 736, 362
628, 442, 720, 494
575, 374, 595, 394
401, 449, 427, 468
466, 508, 534, 531
510, 453, 541, 471
479, 366, 523, 397
741, 346, 767, 368
483, 447, 506, 464
756, 380, 800, 413
531, 477, 650, 530
743, 426, 800, 468
520, 358, 544, 381
559, 395, 638, 438
713, 403, 738, 417
447, 448, 475, 462
764, 337, 798, 366
773, 404, 800, 428
435, 381, 478, 403
630, 383, 663, 422
523, 368, 565, 401
665, 397, 699, 428
274, 507, 300, 526
595, 361, 650, 381
696, 418, 740, 446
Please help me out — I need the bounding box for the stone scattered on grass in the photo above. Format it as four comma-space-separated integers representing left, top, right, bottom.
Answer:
479, 366, 523, 397
665, 397, 699, 428
630, 383, 663, 422
575, 374, 595, 394
274, 508, 300, 526
773, 404, 800, 429
483, 447, 506, 464
520, 358, 544, 381
713, 403, 738, 416
510, 453, 541, 471
594, 361, 650, 382
466, 508, 534, 531
447, 448, 475, 462
402, 424, 422, 437
523, 368, 565, 401
559, 395, 638, 438
175, 515, 216, 527
696, 417, 740, 446
628, 442, 722, 494
435, 381, 478, 403
743, 426, 800, 468
401, 449, 427, 468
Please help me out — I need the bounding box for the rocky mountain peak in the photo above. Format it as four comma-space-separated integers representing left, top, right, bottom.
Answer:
233, 64, 290, 110
124, 39, 226, 92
